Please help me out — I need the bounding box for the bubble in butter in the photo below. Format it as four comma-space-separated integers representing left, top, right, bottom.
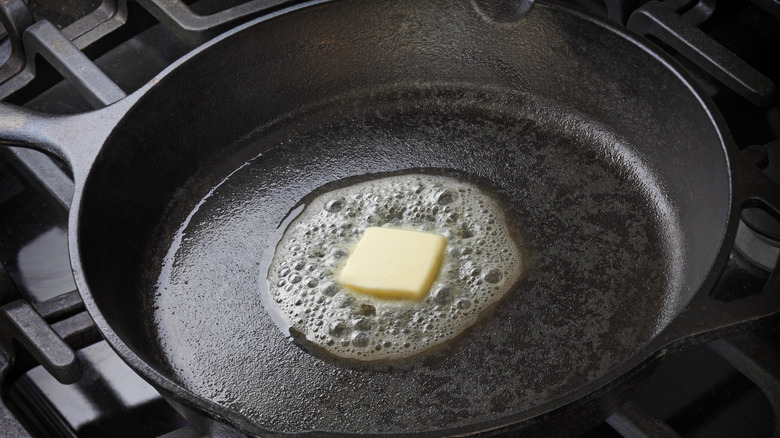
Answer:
266, 174, 522, 361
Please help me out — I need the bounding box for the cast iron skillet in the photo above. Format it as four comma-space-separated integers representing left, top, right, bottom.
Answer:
1, 0, 779, 436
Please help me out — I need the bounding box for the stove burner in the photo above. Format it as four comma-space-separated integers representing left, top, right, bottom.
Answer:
1, 0, 778, 436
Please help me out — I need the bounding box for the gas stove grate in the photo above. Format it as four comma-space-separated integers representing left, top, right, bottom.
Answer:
0, 0, 778, 437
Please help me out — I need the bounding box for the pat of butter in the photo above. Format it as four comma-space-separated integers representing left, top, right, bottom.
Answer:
338, 227, 447, 300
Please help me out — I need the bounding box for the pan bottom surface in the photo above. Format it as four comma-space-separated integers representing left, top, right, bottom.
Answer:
142, 86, 684, 434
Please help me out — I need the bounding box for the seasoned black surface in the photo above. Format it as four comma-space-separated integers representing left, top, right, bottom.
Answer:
145, 88, 683, 434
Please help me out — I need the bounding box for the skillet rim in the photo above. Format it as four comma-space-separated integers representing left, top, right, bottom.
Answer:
67, 0, 738, 436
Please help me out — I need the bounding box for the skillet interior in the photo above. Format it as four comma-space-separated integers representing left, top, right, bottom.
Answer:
76, 0, 731, 434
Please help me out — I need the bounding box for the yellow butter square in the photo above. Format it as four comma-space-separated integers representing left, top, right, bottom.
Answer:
338, 227, 447, 300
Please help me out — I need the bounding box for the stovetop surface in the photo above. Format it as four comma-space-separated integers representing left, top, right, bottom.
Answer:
1, 0, 778, 437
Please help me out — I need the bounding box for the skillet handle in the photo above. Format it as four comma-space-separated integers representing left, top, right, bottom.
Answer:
653, 155, 780, 352
0, 70, 134, 184
0, 103, 115, 181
